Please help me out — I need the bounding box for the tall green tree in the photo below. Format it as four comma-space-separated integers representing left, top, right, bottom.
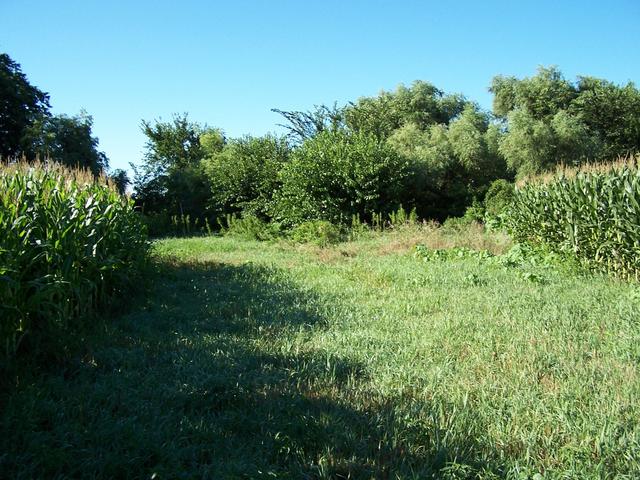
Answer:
345, 81, 467, 139
133, 114, 212, 219
387, 104, 508, 218
572, 77, 640, 159
491, 66, 640, 177
29, 112, 109, 174
490, 66, 577, 120
0, 53, 50, 159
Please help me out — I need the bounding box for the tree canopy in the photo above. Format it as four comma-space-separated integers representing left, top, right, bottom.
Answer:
0, 53, 50, 159
29, 112, 109, 174
491, 66, 640, 177
1, 53, 111, 176
133, 114, 215, 219
131, 67, 640, 232
345, 81, 468, 139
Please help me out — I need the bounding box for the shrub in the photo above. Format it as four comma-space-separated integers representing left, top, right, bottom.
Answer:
219, 214, 281, 241
288, 220, 342, 246
204, 135, 289, 220
484, 179, 515, 217
272, 130, 410, 227
0, 162, 149, 362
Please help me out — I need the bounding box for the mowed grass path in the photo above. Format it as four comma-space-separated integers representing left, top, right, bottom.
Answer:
2, 234, 640, 478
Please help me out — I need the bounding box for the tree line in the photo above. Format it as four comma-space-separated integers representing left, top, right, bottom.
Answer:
2, 52, 639, 232
133, 66, 640, 233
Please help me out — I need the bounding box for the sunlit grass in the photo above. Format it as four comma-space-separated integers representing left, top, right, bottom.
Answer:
2, 231, 639, 478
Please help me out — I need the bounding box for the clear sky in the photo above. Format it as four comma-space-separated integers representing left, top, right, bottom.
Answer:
1, 0, 639, 173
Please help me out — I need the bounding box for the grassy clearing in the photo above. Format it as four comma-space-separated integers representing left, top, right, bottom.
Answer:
2, 228, 639, 478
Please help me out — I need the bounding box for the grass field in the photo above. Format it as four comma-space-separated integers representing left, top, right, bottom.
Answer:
2, 228, 639, 479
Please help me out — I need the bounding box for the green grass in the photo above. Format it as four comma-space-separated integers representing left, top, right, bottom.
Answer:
2, 231, 639, 478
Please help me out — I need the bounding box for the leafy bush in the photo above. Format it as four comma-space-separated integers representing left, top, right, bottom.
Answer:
273, 130, 409, 226
483, 179, 514, 218
219, 214, 281, 241
0, 162, 149, 362
414, 244, 493, 261
288, 220, 342, 247
204, 135, 289, 220
507, 159, 640, 279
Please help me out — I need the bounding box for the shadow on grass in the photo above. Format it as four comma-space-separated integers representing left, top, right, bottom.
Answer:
1, 259, 502, 479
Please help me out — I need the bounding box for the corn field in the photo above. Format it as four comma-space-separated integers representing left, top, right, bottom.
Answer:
508, 157, 640, 280
0, 162, 149, 362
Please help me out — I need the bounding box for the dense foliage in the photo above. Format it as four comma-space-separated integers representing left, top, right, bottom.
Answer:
125, 67, 640, 235
0, 163, 149, 362
273, 130, 409, 226
492, 66, 640, 177
0, 54, 50, 159
507, 159, 640, 279
28, 112, 109, 175
387, 105, 506, 218
345, 80, 467, 138
204, 134, 289, 219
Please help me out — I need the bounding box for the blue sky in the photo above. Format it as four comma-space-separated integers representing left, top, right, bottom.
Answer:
1, 0, 639, 173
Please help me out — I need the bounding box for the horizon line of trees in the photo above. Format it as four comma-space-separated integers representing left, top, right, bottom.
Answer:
2, 51, 639, 232
132, 66, 640, 232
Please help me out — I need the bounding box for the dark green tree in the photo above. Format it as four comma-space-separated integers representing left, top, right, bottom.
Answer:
273, 130, 409, 226
109, 168, 130, 195
0, 53, 50, 159
29, 112, 109, 174
204, 134, 290, 219
133, 114, 212, 220
572, 77, 640, 159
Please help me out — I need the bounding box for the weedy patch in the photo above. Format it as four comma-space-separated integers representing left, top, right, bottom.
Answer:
414, 244, 494, 262
414, 241, 591, 286
463, 273, 488, 287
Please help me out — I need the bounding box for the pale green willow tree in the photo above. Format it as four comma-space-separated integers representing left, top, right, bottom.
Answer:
345, 80, 467, 139
386, 104, 508, 218
498, 109, 601, 178
491, 66, 640, 177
